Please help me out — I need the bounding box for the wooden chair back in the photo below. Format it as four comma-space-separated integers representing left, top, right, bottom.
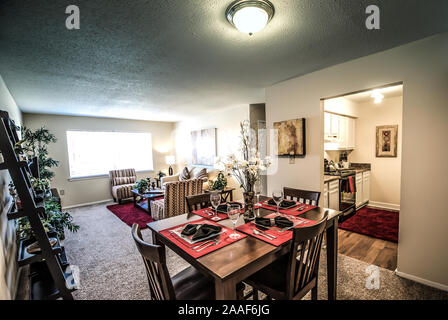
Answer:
284, 187, 321, 206
285, 212, 328, 299
186, 193, 212, 214
131, 224, 175, 300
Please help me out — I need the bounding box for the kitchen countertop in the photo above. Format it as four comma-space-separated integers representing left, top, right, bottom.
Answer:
324, 166, 371, 183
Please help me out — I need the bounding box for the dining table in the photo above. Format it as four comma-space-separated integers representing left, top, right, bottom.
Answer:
147, 195, 341, 300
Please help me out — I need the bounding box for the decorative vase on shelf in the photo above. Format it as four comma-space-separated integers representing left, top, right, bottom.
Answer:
243, 191, 255, 220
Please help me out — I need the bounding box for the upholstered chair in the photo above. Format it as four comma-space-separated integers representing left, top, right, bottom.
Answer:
151, 179, 203, 220
109, 168, 137, 204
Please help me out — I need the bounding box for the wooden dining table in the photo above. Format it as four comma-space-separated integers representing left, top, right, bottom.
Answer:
147, 196, 341, 300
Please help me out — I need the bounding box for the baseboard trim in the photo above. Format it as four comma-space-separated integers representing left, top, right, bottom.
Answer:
395, 269, 448, 292
368, 201, 400, 211
62, 199, 114, 210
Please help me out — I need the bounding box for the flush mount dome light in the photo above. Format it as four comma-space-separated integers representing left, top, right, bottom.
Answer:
226, 0, 275, 35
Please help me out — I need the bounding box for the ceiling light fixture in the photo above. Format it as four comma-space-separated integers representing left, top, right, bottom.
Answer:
226, 0, 275, 35
371, 90, 384, 104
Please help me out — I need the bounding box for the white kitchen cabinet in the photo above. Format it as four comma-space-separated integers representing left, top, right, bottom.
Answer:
356, 172, 363, 207
328, 180, 339, 211
323, 182, 329, 208
324, 112, 356, 150
330, 114, 339, 137
362, 171, 370, 203
347, 117, 356, 149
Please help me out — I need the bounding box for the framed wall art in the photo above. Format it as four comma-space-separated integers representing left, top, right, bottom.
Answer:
376, 125, 398, 157
273, 118, 306, 157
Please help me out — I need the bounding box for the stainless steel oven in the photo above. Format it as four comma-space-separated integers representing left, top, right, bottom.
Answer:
338, 171, 356, 222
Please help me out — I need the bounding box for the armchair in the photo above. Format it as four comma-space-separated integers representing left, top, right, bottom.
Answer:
151, 179, 203, 220
109, 168, 137, 204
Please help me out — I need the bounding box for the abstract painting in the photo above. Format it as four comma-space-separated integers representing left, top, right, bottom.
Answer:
274, 118, 306, 157
376, 125, 398, 157
191, 128, 217, 166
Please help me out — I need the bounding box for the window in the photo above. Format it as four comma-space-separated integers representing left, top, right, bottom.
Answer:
67, 131, 153, 179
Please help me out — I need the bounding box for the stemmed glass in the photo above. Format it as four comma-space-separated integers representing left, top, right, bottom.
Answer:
254, 180, 262, 206
272, 189, 284, 215
227, 203, 241, 239
210, 191, 221, 217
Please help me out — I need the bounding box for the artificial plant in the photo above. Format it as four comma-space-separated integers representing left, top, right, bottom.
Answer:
16, 126, 79, 240
134, 179, 149, 193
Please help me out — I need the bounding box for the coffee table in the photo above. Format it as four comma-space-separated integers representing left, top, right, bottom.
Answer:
132, 189, 164, 214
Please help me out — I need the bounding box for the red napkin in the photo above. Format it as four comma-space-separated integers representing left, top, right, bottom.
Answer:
160, 218, 247, 258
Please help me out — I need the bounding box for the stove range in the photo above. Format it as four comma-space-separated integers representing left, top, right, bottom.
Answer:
324, 169, 356, 177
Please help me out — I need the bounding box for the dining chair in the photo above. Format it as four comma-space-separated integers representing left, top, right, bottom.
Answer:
132, 224, 244, 300
243, 212, 328, 300
185, 193, 213, 214
283, 187, 321, 206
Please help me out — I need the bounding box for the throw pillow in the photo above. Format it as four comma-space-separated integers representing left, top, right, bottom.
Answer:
179, 167, 190, 181
194, 168, 207, 180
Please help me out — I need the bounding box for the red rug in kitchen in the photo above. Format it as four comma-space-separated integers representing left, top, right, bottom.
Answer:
339, 206, 399, 243
107, 203, 154, 229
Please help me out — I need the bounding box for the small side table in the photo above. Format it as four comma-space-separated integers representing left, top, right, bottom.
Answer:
205, 188, 235, 202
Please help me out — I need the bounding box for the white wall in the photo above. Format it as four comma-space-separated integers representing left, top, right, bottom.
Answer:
349, 96, 403, 207
0, 75, 22, 300
23, 113, 175, 208
174, 104, 250, 200
266, 33, 448, 289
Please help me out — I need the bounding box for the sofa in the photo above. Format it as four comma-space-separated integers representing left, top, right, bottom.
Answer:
160, 166, 215, 190
109, 168, 137, 204
150, 179, 203, 220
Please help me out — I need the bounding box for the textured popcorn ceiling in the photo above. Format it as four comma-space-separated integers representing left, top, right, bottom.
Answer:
0, 0, 447, 121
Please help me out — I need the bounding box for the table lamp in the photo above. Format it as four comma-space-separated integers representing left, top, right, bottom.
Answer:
165, 155, 175, 176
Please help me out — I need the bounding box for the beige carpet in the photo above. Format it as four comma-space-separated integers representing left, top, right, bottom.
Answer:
63, 202, 448, 300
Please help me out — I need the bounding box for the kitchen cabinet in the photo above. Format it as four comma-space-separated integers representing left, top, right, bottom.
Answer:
323, 182, 329, 208
355, 172, 363, 207
328, 180, 339, 211
347, 117, 356, 149
324, 112, 356, 150
363, 171, 370, 203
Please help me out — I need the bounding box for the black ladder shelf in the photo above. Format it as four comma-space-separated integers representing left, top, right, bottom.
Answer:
0, 110, 75, 300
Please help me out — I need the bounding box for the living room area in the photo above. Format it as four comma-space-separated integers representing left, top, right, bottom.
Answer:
1, 1, 448, 304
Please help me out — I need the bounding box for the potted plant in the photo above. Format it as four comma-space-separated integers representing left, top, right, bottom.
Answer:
134, 179, 149, 193
216, 121, 271, 219
16, 126, 80, 241
211, 171, 228, 191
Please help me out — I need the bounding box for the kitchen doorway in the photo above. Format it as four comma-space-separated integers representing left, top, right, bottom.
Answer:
321, 82, 403, 270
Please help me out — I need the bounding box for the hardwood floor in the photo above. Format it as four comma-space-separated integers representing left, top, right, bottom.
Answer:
338, 229, 398, 271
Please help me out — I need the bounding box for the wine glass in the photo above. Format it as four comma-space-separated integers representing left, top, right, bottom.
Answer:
272, 189, 284, 215
227, 203, 241, 239
254, 180, 262, 206
210, 191, 221, 216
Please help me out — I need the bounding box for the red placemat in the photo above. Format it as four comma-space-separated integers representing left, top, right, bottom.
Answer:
236, 213, 317, 246
159, 218, 247, 258
192, 208, 229, 222
257, 200, 317, 215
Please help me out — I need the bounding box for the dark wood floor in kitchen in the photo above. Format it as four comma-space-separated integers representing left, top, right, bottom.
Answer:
338, 229, 398, 271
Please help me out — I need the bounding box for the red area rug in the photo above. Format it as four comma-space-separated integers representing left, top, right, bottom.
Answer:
339, 206, 399, 243
107, 203, 154, 229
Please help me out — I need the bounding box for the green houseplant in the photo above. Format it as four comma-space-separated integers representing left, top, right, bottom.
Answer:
16, 126, 79, 241
211, 171, 228, 191
134, 179, 149, 193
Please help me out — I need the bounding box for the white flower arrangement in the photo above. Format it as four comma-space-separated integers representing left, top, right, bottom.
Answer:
215, 121, 271, 193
